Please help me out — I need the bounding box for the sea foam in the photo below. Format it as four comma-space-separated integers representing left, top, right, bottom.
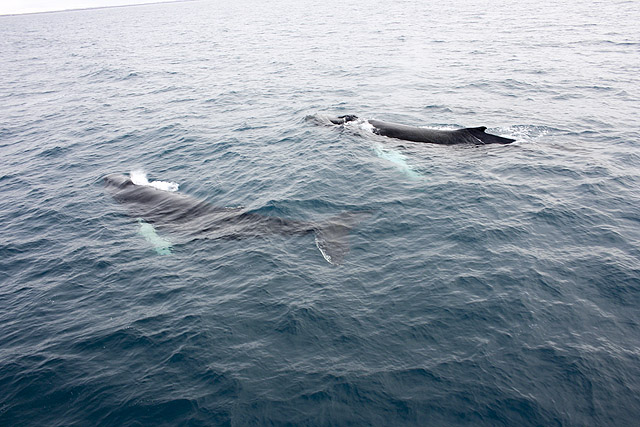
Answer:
130, 170, 179, 192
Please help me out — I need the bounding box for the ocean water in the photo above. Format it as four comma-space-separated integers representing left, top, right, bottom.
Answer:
1, 0, 640, 425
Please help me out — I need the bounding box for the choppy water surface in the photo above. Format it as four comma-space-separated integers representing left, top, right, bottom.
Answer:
1, 0, 639, 424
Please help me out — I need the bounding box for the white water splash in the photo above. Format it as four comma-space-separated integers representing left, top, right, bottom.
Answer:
130, 170, 179, 192
494, 125, 548, 144
358, 119, 376, 134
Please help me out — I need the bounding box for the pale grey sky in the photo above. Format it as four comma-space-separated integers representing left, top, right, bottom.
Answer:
0, 1, 176, 15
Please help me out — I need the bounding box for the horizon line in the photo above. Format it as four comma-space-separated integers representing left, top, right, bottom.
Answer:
0, 0, 193, 17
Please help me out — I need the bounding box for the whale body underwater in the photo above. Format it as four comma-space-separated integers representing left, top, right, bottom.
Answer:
328, 115, 515, 145
104, 173, 365, 265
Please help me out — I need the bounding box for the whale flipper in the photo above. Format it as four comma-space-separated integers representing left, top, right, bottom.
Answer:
138, 219, 172, 255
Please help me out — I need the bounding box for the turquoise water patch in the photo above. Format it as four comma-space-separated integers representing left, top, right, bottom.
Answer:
372, 142, 423, 179
138, 219, 172, 255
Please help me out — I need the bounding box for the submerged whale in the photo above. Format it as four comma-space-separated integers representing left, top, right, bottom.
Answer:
328, 115, 515, 145
104, 173, 365, 265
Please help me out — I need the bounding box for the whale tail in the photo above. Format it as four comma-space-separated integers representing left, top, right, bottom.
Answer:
466, 127, 515, 144
313, 211, 369, 265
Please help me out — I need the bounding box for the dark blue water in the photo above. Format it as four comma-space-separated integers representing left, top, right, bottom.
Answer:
2, 0, 640, 425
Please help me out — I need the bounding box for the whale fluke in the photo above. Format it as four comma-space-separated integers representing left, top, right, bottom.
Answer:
314, 211, 370, 265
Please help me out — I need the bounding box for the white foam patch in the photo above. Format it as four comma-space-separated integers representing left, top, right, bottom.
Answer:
130, 170, 179, 192
359, 120, 376, 133
496, 125, 548, 143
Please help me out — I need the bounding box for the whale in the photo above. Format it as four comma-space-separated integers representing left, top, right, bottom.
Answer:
328, 115, 515, 145
103, 173, 365, 264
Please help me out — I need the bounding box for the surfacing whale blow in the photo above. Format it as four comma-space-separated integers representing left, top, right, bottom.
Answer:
104, 173, 365, 265
328, 114, 515, 145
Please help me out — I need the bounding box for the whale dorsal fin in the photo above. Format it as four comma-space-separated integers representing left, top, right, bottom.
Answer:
465, 126, 515, 144
467, 126, 487, 132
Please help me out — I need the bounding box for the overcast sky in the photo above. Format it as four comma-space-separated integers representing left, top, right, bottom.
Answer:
0, 1, 177, 15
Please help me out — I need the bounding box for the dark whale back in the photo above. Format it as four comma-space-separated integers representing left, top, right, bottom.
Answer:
104, 174, 215, 223
325, 115, 515, 145
368, 119, 515, 145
